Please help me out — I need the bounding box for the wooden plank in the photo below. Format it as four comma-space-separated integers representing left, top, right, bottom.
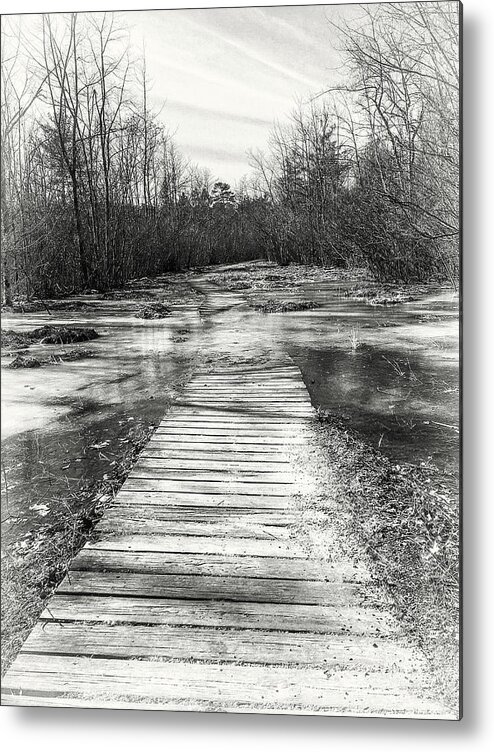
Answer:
159, 421, 304, 432
191, 372, 301, 379
178, 387, 305, 394
136, 455, 293, 469
95, 516, 293, 539
186, 379, 302, 383
184, 386, 305, 392
150, 434, 305, 445
2, 655, 447, 716
38, 595, 399, 636
134, 452, 292, 475
164, 412, 307, 421
189, 373, 302, 378
184, 383, 302, 388
20, 622, 415, 670
55, 571, 361, 606
163, 414, 306, 420
176, 409, 310, 422
142, 444, 292, 457
178, 398, 311, 405
174, 408, 312, 416
138, 456, 291, 472
171, 395, 307, 401
1, 693, 453, 718
127, 467, 292, 483
68, 548, 361, 582
70, 549, 331, 579
188, 375, 304, 381
154, 427, 303, 437
175, 405, 313, 416
120, 477, 295, 496
159, 420, 305, 429
187, 382, 304, 387
115, 490, 290, 509
87, 534, 308, 557
102, 506, 296, 525
180, 396, 308, 403
174, 405, 310, 414
182, 394, 310, 402
189, 374, 305, 379
140, 450, 291, 463
100, 509, 296, 532
145, 441, 293, 454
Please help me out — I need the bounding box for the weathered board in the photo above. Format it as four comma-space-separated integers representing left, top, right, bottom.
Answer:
37, 595, 400, 635
3, 654, 449, 717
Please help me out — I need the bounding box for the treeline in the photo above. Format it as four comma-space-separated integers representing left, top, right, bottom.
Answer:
250, 2, 460, 283
1, 4, 460, 302
1, 13, 261, 301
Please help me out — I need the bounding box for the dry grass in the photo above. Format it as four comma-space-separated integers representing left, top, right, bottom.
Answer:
30, 326, 98, 344
205, 263, 367, 293
1, 299, 89, 314
134, 302, 172, 319
344, 284, 435, 305
2, 326, 98, 350
305, 412, 459, 710
8, 349, 95, 369
8, 354, 43, 369
1, 329, 32, 350
1, 419, 158, 676
251, 299, 322, 313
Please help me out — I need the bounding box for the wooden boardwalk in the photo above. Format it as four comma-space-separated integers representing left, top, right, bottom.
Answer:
1, 284, 452, 717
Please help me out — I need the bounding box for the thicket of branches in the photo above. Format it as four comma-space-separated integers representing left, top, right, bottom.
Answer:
250, 2, 460, 282
1, 4, 460, 302
1, 13, 261, 301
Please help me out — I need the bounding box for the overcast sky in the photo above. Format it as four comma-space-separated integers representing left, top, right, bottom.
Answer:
121, 5, 360, 185
5, 4, 364, 187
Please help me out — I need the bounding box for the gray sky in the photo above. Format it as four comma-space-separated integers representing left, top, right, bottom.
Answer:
122, 5, 360, 185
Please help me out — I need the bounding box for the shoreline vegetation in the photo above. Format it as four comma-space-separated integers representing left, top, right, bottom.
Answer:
308, 414, 458, 711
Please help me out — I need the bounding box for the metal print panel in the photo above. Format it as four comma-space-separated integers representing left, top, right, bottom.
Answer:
1, 2, 461, 718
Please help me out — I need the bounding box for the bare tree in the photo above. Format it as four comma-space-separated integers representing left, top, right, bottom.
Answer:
1, 17, 48, 304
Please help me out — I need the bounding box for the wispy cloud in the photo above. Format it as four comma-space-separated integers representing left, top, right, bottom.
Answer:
126, 5, 349, 184
166, 100, 273, 129
183, 12, 324, 91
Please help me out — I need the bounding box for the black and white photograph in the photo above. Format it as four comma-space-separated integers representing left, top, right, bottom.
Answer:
1, 1, 461, 719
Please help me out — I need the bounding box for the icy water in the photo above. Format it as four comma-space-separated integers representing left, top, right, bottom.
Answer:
1, 268, 459, 552
196, 276, 459, 475
1, 280, 202, 544
245, 281, 459, 474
